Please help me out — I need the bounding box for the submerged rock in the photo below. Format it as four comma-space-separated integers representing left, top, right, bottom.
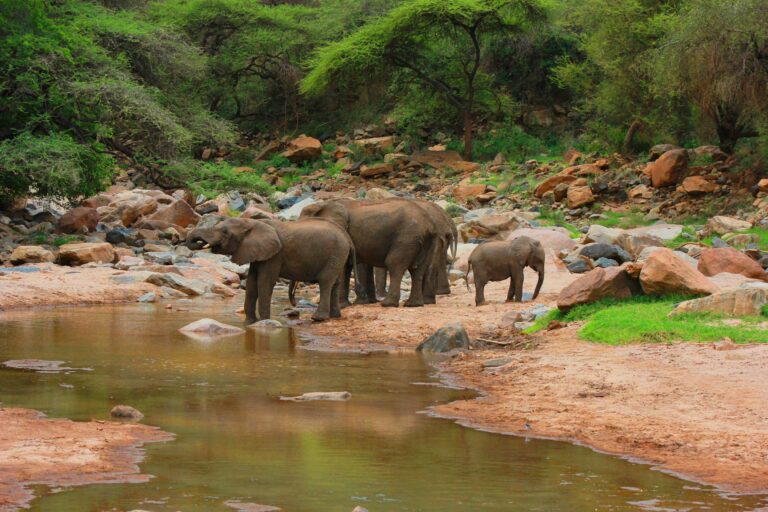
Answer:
249, 319, 284, 329
110, 405, 144, 421
280, 391, 351, 402
416, 323, 470, 353
179, 318, 245, 337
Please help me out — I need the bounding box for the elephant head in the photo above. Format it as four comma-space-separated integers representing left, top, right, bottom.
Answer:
187, 218, 282, 265
512, 236, 545, 300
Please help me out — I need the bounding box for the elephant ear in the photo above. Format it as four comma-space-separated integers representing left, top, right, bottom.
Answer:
232, 221, 282, 265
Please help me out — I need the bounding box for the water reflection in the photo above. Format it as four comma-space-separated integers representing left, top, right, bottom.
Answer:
0, 301, 765, 512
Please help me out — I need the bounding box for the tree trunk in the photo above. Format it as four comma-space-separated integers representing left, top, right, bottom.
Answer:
622, 119, 643, 155
462, 109, 473, 161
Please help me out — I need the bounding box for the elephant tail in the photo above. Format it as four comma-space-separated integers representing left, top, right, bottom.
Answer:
288, 280, 298, 307
465, 260, 472, 292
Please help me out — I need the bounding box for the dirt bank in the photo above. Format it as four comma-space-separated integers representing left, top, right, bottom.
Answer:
306, 268, 768, 495
0, 265, 153, 310
0, 407, 172, 511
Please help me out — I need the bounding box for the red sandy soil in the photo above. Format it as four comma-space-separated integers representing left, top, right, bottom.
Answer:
0, 408, 172, 511
306, 264, 768, 495
0, 265, 153, 310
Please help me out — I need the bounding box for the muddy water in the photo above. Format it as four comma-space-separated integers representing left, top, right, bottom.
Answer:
0, 301, 766, 512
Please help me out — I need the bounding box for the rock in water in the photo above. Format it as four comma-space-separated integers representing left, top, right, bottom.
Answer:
249, 319, 284, 329
416, 323, 471, 353
280, 392, 351, 402
179, 318, 245, 337
110, 405, 144, 421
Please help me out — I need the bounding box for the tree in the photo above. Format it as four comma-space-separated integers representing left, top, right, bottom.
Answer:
654, 0, 768, 152
302, 0, 544, 160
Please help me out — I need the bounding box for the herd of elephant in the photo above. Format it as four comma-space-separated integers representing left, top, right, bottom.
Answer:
186, 197, 546, 324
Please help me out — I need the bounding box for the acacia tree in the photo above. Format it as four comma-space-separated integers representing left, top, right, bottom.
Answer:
655, 0, 768, 152
302, 0, 544, 160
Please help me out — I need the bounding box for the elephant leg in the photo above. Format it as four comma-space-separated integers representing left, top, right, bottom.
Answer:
436, 249, 451, 295
244, 263, 259, 324
256, 270, 277, 321
475, 275, 489, 306
339, 263, 352, 309
354, 263, 376, 304
421, 264, 437, 305
381, 264, 406, 307
512, 272, 524, 302
405, 264, 428, 307
374, 267, 387, 300
506, 278, 516, 302
312, 277, 334, 322
364, 264, 377, 303
330, 281, 342, 318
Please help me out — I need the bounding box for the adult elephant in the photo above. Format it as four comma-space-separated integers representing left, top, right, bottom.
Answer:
466, 236, 545, 306
300, 198, 437, 307
374, 198, 457, 301
187, 217, 354, 323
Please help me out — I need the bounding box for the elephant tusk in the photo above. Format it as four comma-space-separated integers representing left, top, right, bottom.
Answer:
203, 243, 211, 249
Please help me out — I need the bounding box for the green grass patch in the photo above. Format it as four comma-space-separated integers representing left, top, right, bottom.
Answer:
536, 206, 581, 237
664, 226, 768, 251
592, 209, 654, 229
525, 295, 768, 345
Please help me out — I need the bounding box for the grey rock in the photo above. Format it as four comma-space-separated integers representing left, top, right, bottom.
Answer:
594, 257, 619, 268
277, 196, 316, 221
145, 273, 208, 296
144, 251, 174, 265
416, 323, 470, 353
483, 357, 514, 368
250, 319, 283, 329
567, 260, 592, 274
137, 291, 156, 303
280, 391, 351, 402
110, 405, 144, 421
711, 237, 729, 248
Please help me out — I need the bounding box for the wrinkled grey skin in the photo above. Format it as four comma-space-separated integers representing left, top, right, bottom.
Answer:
374, 198, 457, 302
466, 236, 545, 306
300, 198, 437, 308
187, 217, 354, 323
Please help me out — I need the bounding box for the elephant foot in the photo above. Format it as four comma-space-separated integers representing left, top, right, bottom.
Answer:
355, 298, 377, 305
380, 299, 400, 308
404, 299, 424, 308
311, 313, 330, 322
505, 299, 522, 303
245, 317, 258, 325
330, 310, 341, 318
423, 297, 437, 305
339, 300, 352, 309
475, 301, 487, 307
436, 288, 451, 295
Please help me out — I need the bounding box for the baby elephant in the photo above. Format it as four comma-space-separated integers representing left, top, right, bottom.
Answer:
467, 236, 545, 306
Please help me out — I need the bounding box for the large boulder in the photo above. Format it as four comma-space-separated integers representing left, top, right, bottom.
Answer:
453, 184, 488, 202
567, 185, 595, 208
557, 266, 643, 312
354, 136, 395, 155
533, 174, 579, 198
147, 199, 200, 229
416, 323, 471, 353
615, 232, 664, 260
578, 243, 631, 263
507, 227, 576, 252
584, 225, 623, 245
679, 176, 716, 195
146, 273, 208, 296
365, 188, 395, 200
102, 191, 159, 226
646, 149, 688, 188
277, 196, 316, 221
10, 246, 56, 264
649, 144, 682, 161
705, 216, 752, 236
410, 150, 464, 169
671, 288, 768, 317
639, 248, 717, 296
360, 162, 394, 178
57, 207, 98, 234
58, 242, 115, 266
460, 212, 531, 241
626, 224, 683, 241
698, 248, 768, 282
282, 136, 322, 163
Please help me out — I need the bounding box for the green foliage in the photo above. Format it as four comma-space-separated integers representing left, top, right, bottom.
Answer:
527, 295, 768, 344
592, 209, 654, 229
162, 160, 274, 198
0, 133, 114, 202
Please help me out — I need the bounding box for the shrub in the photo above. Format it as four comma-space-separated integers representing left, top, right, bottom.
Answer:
160, 160, 274, 198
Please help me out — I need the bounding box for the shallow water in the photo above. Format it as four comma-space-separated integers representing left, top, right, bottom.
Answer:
0, 300, 766, 511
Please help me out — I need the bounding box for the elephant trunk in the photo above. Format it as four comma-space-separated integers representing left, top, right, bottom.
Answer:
532, 264, 544, 300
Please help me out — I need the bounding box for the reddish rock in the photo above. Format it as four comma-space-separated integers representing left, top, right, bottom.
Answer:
698, 248, 768, 282
639, 248, 717, 296
628, 184, 653, 201
281, 136, 322, 163
567, 185, 595, 208
679, 176, 716, 195
410, 150, 464, 168
647, 149, 688, 188
758, 179, 768, 193
58, 242, 115, 266
360, 163, 394, 178
57, 207, 98, 234
10, 246, 56, 264
557, 266, 643, 311
615, 232, 664, 260
672, 288, 768, 317
533, 175, 579, 198
355, 136, 395, 155
453, 184, 488, 202
560, 164, 602, 177
147, 199, 200, 229
447, 161, 482, 173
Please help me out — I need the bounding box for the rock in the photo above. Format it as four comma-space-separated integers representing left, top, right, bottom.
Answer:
579, 243, 631, 263
533, 175, 579, 198
281, 136, 322, 163
10, 245, 55, 264
280, 392, 351, 402
567, 259, 592, 274
705, 216, 752, 236
453, 184, 488, 202
277, 196, 316, 221
57, 207, 98, 234
461, 212, 531, 240
148, 199, 200, 229
136, 291, 156, 303
671, 288, 768, 317
146, 273, 208, 296
365, 188, 395, 200
410, 149, 464, 169
110, 405, 144, 421
691, 145, 727, 162
615, 232, 664, 260
179, 318, 245, 337
144, 251, 174, 265
360, 162, 394, 178
626, 224, 684, 241
584, 225, 623, 245
351, 507, 369, 512
628, 184, 653, 201
416, 323, 470, 353
647, 149, 688, 188
639, 248, 717, 296
758, 178, 768, 194
507, 227, 576, 252
649, 144, 682, 161
354, 136, 395, 155
594, 257, 619, 268
560, 164, 602, 177
698, 248, 768, 282
558, 266, 643, 311
680, 175, 716, 195
713, 338, 737, 351
103, 192, 158, 226
250, 319, 283, 329
58, 242, 115, 266
567, 186, 595, 208
482, 357, 513, 368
